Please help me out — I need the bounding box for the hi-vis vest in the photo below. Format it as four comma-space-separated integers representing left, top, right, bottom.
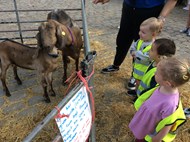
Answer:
136, 63, 157, 96
134, 87, 186, 142
133, 40, 152, 80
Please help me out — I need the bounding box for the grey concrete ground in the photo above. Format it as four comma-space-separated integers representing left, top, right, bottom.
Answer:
0, 0, 190, 141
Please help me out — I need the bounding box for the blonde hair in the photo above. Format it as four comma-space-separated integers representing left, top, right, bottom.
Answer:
160, 57, 190, 87
141, 17, 163, 34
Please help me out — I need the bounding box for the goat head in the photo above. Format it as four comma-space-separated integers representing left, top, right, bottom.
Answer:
37, 19, 82, 85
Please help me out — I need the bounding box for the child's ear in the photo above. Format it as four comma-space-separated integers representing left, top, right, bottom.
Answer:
164, 80, 174, 87
159, 55, 167, 60
152, 32, 157, 37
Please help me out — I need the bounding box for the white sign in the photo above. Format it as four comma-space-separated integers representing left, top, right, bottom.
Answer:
55, 86, 92, 142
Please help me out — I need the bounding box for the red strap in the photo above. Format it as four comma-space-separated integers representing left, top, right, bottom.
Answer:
54, 106, 69, 119
64, 71, 76, 84
86, 67, 94, 82
61, 67, 95, 122
77, 69, 95, 122
64, 75, 78, 96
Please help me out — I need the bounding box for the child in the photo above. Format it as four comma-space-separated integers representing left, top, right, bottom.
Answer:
128, 38, 176, 99
127, 17, 163, 91
129, 57, 189, 142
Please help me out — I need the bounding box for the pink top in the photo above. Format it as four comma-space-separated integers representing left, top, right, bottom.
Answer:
129, 88, 179, 139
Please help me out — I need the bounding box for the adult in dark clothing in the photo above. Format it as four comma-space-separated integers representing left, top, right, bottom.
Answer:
93, 0, 178, 74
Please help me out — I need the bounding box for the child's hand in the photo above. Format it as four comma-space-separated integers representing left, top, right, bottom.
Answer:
131, 51, 136, 58
151, 125, 172, 142
152, 136, 161, 142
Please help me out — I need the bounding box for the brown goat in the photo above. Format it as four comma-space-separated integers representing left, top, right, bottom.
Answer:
37, 13, 83, 84
46, 9, 83, 84
47, 9, 76, 27
0, 39, 58, 103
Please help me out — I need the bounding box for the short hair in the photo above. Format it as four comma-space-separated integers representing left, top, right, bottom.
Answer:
141, 17, 163, 34
159, 57, 190, 87
154, 38, 176, 57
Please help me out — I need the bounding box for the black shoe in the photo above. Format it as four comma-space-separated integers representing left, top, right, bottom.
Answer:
101, 65, 119, 73
127, 90, 137, 97
187, 28, 190, 37
127, 77, 136, 90
180, 27, 189, 34
184, 108, 190, 118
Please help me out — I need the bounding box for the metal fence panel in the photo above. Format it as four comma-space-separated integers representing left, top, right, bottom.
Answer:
0, 0, 83, 46
0, 0, 95, 141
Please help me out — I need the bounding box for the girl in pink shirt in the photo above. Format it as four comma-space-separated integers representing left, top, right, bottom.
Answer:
129, 57, 190, 142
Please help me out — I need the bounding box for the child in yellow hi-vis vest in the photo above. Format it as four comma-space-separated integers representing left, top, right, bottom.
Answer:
127, 17, 163, 95
131, 38, 176, 102
129, 57, 189, 142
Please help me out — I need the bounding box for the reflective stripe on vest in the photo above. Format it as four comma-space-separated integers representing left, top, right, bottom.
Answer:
134, 86, 186, 142
145, 101, 186, 142
136, 67, 157, 96
133, 40, 152, 80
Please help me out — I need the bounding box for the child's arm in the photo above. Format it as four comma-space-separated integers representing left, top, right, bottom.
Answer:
130, 41, 138, 57
151, 125, 172, 142
135, 50, 150, 64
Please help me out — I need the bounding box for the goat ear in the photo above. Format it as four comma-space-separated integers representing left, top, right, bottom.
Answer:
36, 32, 39, 40
36, 32, 43, 48
47, 12, 51, 20
56, 25, 62, 37
56, 25, 67, 48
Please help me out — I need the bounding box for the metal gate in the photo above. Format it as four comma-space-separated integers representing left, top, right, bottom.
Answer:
0, 0, 95, 141
0, 0, 82, 46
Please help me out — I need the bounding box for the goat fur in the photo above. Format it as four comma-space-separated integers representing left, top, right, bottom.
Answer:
37, 10, 83, 84
47, 9, 77, 27
0, 39, 58, 103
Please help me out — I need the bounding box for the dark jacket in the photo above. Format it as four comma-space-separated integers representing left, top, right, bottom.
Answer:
124, 0, 165, 8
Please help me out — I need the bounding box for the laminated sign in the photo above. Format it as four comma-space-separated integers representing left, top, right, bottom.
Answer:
55, 86, 92, 142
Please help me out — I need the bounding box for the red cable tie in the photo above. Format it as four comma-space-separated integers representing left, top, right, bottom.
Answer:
77, 70, 95, 122
64, 71, 76, 84
54, 106, 69, 119
88, 86, 93, 89
86, 66, 95, 82
64, 75, 78, 96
